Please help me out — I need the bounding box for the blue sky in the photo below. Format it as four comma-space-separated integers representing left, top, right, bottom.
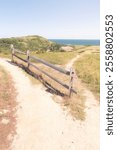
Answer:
0, 0, 99, 39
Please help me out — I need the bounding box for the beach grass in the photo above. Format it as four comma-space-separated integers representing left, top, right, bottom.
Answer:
74, 53, 100, 97
31, 51, 78, 65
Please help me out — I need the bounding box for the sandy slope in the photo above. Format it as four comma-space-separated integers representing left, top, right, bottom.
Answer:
0, 58, 99, 150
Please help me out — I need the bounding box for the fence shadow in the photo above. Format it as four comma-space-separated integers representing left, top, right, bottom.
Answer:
7, 60, 67, 97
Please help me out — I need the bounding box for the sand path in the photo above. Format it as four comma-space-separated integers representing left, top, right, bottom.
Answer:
0, 57, 99, 150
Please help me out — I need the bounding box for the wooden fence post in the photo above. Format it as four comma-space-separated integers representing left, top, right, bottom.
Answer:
27, 50, 30, 68
10, 44, 15, 62
69, 68, 74, 97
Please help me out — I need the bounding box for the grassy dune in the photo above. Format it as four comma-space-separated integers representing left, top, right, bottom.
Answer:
74, 53, 100, 97
0, 35, 61, 53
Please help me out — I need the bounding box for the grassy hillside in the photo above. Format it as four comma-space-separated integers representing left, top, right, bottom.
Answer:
0, 35, 61, 54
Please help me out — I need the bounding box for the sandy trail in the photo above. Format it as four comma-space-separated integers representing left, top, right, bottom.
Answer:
0, 58, 99, 150
66, 55, 80, 70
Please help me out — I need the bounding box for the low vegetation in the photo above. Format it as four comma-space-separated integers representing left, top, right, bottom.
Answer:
0, 35, 61, 53
74, 53, 100, 97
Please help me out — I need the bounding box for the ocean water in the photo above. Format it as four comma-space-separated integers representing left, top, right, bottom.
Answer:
49, 39, 100, 46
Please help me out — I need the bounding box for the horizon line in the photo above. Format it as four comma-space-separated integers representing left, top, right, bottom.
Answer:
49, 38, 100, 40
0, 34, 100, 40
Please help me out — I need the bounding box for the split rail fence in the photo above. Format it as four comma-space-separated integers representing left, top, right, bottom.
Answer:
11, 44, 77, 97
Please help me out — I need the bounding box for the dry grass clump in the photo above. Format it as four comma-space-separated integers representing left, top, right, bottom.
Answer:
63, 92, 85, 120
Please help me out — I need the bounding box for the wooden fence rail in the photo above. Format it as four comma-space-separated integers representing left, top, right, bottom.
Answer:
30, 55, 70, 75
10, 44, 77, 97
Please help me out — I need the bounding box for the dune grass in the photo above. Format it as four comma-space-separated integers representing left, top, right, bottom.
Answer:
0, 45, 97, 65
34, 46, 95, 65
0, 49, 78, 65
0, 52, 11, 59
32, 51, 78, 65
74, 53, 100, 97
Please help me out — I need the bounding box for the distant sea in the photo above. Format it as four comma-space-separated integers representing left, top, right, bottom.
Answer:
49, 39, 100, 46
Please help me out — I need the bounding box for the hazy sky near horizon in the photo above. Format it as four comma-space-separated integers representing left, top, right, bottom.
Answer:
0, 0, 99, 39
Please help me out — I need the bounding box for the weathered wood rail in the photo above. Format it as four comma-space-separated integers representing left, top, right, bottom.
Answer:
10, 44, 77, 97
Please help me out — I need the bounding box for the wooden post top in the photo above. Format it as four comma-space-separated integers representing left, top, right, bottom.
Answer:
27, 50, 30, 55
10, 44, 14, 49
